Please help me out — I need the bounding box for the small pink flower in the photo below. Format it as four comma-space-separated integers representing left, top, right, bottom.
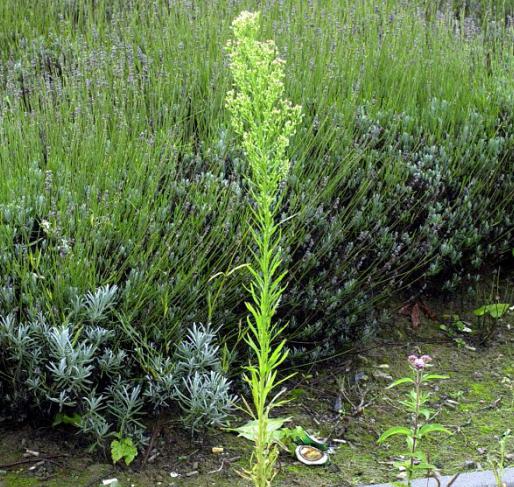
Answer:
408, 354, 432, 370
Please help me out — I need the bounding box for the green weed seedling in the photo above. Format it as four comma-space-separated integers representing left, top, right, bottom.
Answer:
111, 435, 138, 466
378, 355, 451, 487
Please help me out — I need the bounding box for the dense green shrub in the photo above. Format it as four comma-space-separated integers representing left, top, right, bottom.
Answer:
0, 0, 512, 372
283, 102, 514, 358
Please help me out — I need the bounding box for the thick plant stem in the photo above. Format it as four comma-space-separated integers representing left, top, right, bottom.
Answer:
250, 203, 282, 486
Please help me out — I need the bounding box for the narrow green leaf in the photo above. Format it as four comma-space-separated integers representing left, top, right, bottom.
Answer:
418, 424, 451, 438
387, 377, 415, 389
412, 462, 437, 470
422, 374, 450, 382
419, 408, 432, 420
377, 426, 412, 444
53, 412, 82, 428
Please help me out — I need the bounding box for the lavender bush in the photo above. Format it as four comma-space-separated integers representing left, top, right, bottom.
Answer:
0, 297, 234, 450
0, 2, 512, 451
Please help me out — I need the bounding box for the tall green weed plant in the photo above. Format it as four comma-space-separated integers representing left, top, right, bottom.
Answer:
225, 11, 302, 486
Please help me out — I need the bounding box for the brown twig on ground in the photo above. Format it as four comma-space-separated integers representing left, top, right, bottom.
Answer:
139, 414, 164, 469
207, 456, 242, 475
446, 473, 461, 486
427, 472, 461, 487
480, 396, 502, 411
338, 375, 373, 417
0, 454, 69, 469
208, 461, 226, 474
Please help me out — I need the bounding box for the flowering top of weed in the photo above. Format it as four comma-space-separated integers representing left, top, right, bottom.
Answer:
225, 11, 302, 188
231, 11, 260, 39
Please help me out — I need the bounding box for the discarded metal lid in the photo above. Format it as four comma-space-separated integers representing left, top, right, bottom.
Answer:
295, 445, 329, 466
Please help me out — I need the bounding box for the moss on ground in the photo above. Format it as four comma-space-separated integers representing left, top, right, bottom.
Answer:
1, 302, 512, 487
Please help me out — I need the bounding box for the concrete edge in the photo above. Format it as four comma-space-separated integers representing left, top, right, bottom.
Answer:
360, 467, 514, 487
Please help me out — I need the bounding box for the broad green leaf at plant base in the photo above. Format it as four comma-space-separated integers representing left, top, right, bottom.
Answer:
111, 437, 138, 466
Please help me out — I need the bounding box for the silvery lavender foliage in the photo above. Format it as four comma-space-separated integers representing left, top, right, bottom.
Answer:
82, 285, 119, 323
80, 391, 111, 451
175, 325, 235, 432
0, 314, 102, 414
174, 370, 235, 434
143, 354, 177, 409
0, 285, 146, 446
0, 286, 235, 447
109, 323, 235, 437
107, 381, 146, 442
46, 326, 96, 406
174, 323, 222, 374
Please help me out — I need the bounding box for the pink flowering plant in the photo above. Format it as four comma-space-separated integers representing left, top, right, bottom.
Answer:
378, 354, 451, 486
